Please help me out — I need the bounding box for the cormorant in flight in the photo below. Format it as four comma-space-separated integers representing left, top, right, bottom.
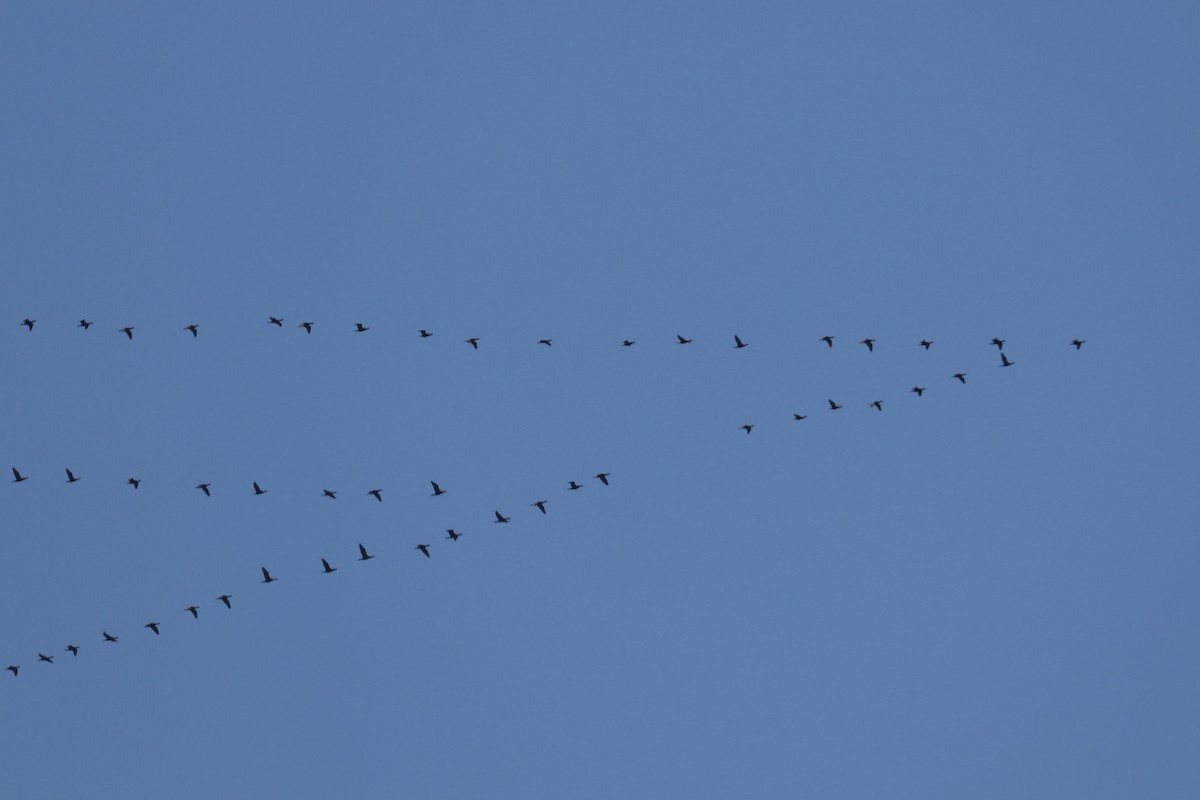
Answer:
253, 481, 267, 495
820, 336, 834, 348
828, 399, 842, 410
357, 544, 374, 561
38, 653, 53, 664
65, 645, 79, 656
261, 567, 277, 583
465, 337, 479, 349
355, 323, 369, 332
953, 373, 967, 384
991, 338, 1005, 350
66, 468, 79, 483
145, 622, 160, 635
568, 480, 583, 490
321, 558, 337, 574
532, 500, 548, 514
1000, 353, 1014, 367
299, 321, 314, 333
268, 317, 283, 326
911, 386, 925, 397
186, 606, 199, 618
1071, 339, 1085, 349
418, 329, 433, 337
734, 335, 748, 349
119, 327, 134, 340
323, 489, 337, 499
431, 481, 447, 496
596, 473, 610, 485
103, 632, 119, 642
12, 467, 28, 482
622, 339, 635, 347
217, 595, 233, 608
21, 319, 35, 331
740, 424, 754, 434
185, 324, 199, 337
415, 544, 431, 558
127, 477, 140, 489
860, 338, 875, 352
494, 511, 511, 523
538, 339, 552, 346
446, 529, 462, 541
677, 334, 693, 344
870, 401, 883, 411
196, 483, 211, 496
78, 319, 93, 330
919, 340, 933, 349
368, 489, 383, 502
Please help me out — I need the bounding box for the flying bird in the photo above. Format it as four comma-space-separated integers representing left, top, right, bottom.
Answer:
65, 645, 79, 656
322, 489, 337, 499
415, 544, 431, 558
217, 595, 232, 608
538, 339, 552, 346
911, 386, 926, 397
596, 472, 610, 486
268, 316, 283, 326
828, 399, 842, 410
185, 606, 199, 618
870, 401, 883, 411
1000, 352, 1015, 367
66, 468, 80, 483
1071, 339, 1085, 349
253, 481, 267, 495
185, 324, 199, 337
793, 414, 807, 420
78, 319, 93, 329
677, 334, 693, 344
733, 335, 748, 349
196, 483, 211, 496
430, 481, 447, 496
354, 323, 369, 332
418, 329, 433, 338
5, 666, 17, 676
357, 543, 374, 561
740, 424, 754, 434
127, 477, 140, 489
820, 336, 834, 348
321, 558, 337, 574
119, 327, 134, 340
568, 481, 583, 490
991, 338, 1005, 350
12, 467, 28, 482
103, 632, 118, 643
38, 653, 53, 664
21, 318, 35, 331
261, 567, 277, 583
860, 338, 875, 352
532, 500, 548, 514
919, 339, 933, 349
622, 339, 635, 347
465, 337, 479, 349
494, 511, 511, 523
953, 373, 967, 384
446, 529, 462, 541
145, 622, 160, 635
368, 489, 383, 502
299, 321, 314, 333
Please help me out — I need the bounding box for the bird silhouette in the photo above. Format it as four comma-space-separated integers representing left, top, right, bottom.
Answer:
911, 386, 926, 397
261, 567, 277, 583
217, 595, 232, 608
268, 316, 284, 327
127, 477, 140, 489
355, 323, 369, 332
415, 544, 431, 558
185, 324, 199, 337
793, 414, 807, 420
368, 489, 383, 502
430, 481, 447, 496
299, 321, 313, 334
196, 483, 211, 496
185, 606, 199, 618
860, 338, 875, 352
119, 327, 134, 340
38, 653, 53, 664
465, 337, 479, 349
677, 334, 693, 344
494, 511, 511, 523
357, 543, 374, 561
991, 338, 1005, 350
870, 401, 883, 411
145, 622, 160, 635
253, 481, 267, 495
78, 319, 93, 330
734, 335, 748, 349
322, 489, 337, 499
532, 500, 548, 514
538, 339, 552, 346
622, 339, 635, 347
65, 468, 79, 483
820, 336, 834, 348
65, 645, 79, 656
1000, 352, 1014, 367
953, 373, 967, 384
21, 318, 35, 331
828, 399, 842, 410
565, 480, 581, 491
103, 632, 118, 643
919, 340, 933, 349
418, 329, 433, 338
596, 472, 610, 486
740, 424, 754, 434
12, 467, 28, 482
1071, 339, 1085, 349
321, 558, 337, 574
446, 529, 462, 541
5, 666, 17, 676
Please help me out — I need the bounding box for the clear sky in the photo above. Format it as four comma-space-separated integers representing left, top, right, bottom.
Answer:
1, 3, 1197, 798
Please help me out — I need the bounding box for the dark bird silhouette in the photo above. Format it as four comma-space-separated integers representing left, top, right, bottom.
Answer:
185, 324, 199, 337
66, 468, 79, 483
217, 595, 232, 609
1000, 352, 1015, 367
465, 337, 479, 349
991, 338, 1005, 350
103, 632, 118, 643
538, 339, 552, 346
740, 424, 754, 434
793, 414, 807, 420
145, 622, 160, 635
78, 319, 93, 330
65, 645, 79, 656
415, 544, 431, 558
911, 386, 926, 397
253, 481, 267, 495
321, 558, 337, 574
127, 477, 140, 489
185, 606, 199, 618
5, 666, 17, 676
1071, 339, 1085, 349
268, 316, 283, 327
430, 481, 447, 496
953, 373, 967, 384
418, 329, 433, 338
677, 334, 693, 344
828, 399, 842, 410
622, 339, 635, 347
261, 567, 277, 583
21, 318, 35, 331
870, 401, 883, 411
494, 511, 510, 523
734, 334, 748, 349
820, 336, 834, 348
596, 472, 610, 486
299, 321, 314, 334
38, 653, 53, 664
446, 529, 462, 541
368, 489, 383, 502
568, 480, 583, 490
860, 338, 875, 352
12, 467, 28, 483
355, 323, 369, 332
119, 326, 134, 340
322, 489, 337, 499
919, 339, 933, 350
196, 483, 211, 496
357, 543, 374, 561
532, 500, 548, 514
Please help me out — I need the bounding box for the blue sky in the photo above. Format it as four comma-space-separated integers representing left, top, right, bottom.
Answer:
1, 3, 1197, 798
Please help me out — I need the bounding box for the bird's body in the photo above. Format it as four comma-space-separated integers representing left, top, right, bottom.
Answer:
5, 666, 17, 676
418, 329, 433, 338
622, 339, 635, 347
1071, 339, 1085, 349
991, 338, 1005, 350
358, 543, 374, 561
538, 339, 552, 346
431, 481, 447, 496
103, 632, 118, 643
465, 337, 479, 349
119, 327, 134, 340
446, 529, 462, 541
734, 335, 748, 349
38, 653, 53, 664
321, 558, 337, 574
21, 318, 35, 331
919, 340, 933, 349
740, 424, 754, 434
532, 500, 548, 514
185, 324, 199, 337
145, 622, 160, 635
828, 399, 842, 410
953, 373, 967, 384
870, 401, 883, 411
66, 468, 79, 483
186, 606, 199, 618
494, 511, 510, 523
299, 322, 313, 334
217, 595, 232, 609
323, 489, 337, 499
269, 317, 284, 327
65, 645, 79, 656
595, 472, 610, 486
1000, 353, 1014, 367
261, 567, 277, 583
677, 334, 692, 344
78, 320, 92, 330
860, 338, 875, 352
911, 386, 925, 397
253, 481, 267, 495
820, 336, 834, 348
568, 480, 583, 490
12, 467, 28, 482
127, 477, 140, 489
355, 323, 369, 332
415, 544, 431, 558
793, 414, 807, 420
368, 489, 383, 502
196, 483, 211, 496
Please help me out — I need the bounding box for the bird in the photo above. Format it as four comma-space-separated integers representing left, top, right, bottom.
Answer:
299, 321, 313, 334
991, 338, 1005, 350
78, 319, 93, 330
860, 338, 875, 352
494, 511, 511, 523
820, 335, 834, 348
196, 483, 211, 496
65, 468, 80, 483
261, 567, 277, 583
322, 489, 337, 499
415, 544, 431, 558
21, 318, 35, 331
38, 653, 53, 664
828, 399, 842, 410
532, 500, 548, 514
119, 326, 134, 340
446, 529, 462, 541
368, 489, 383, 502
953, 373, 967, 384
217, 595, 232, 609
185, 606, 199, 618
430, 481, 447, 496
184, 324, 199, 337
919, 339, 933, 349
5, 666, 17, 676
734, 334, 748, 349
321, 558, 337, 574
127, 477, 140, 489
253, 481, 267, 495
677, 334, 693, 344
622, 339, 635, 347
465, 337, 479, 349
568, 480, 583, 490
268, 316, 284, 327
354, 323, 369, 332
911, 386, 926, 397
870, 401, 883, 411
1071, 339, 1085, 349
793, 414, 807, 420
12, 467, 28, 482
538, 339, 552, 346
1000, 352, 1015, 367
145, 622, 160, 635
418, 329, 433, 338
740, 424, 754, 434
103, 632, 118, 643
357, 544, 374, 561
65, 645, 79, 657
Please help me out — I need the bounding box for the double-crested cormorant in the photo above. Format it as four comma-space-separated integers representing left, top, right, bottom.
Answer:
354, 323, 369, 332
494, 511, 510, 523
465, 337, 479, 349
828, 399, 842, 410
415, 544, 431, 558
1000, 352, 1015, 367
253, 481, 267, 495
185, 324, 199, 337
368, 489, 383, 502
953, 373, 967, 384
261, 566, 277, 583
677, 334, 693, 344
66, 468, 79, 483
1071, 339, 1085, 349
734, 335, 748, 349
21, 319, 35, 331
596, 472, 610, 485
145, 622, 160, 635
269, 317, 284, 327
870, 401, 883, 411
820, 335, 834, 348
568, 480, 583, 490
860, 338, 875, 352
186, 606, 199, 618
446, 529, 462, 541
740, 424, 754, 434
532, 500, 548, 514
358, 543, 374, 561
127, 477, 140, 489
919, 339, 933, 349
217, 595, 233, 608
430, 481, 447, 496
119, 327, 134, 340
911, 386, 925, 397
321, 558, 337, 574
78, 319, 93, 330
322, 489, 337, 499
299, 321, 314, 334
196, 483, 211, 496
12, 467, 28, 482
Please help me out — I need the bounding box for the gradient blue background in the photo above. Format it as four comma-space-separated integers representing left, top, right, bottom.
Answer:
2, 3, 1197, 797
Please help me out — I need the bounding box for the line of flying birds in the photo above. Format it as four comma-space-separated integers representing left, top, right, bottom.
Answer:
3, 471, 615, 680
